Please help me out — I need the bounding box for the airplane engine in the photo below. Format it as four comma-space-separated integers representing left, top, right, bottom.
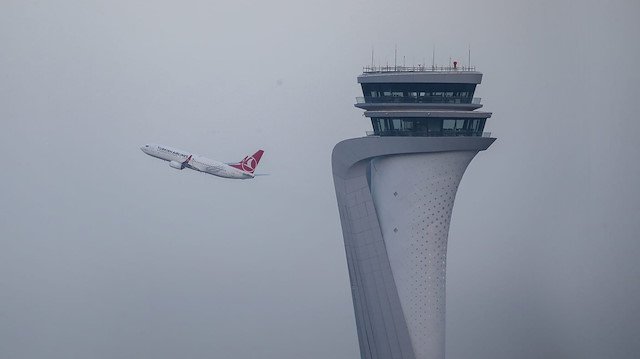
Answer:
169, 161, 184, 170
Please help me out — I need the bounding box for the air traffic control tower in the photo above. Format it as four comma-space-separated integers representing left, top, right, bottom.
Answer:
332, 64, 495, 359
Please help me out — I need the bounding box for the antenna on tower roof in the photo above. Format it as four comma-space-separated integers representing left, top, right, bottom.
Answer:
432, 45, 435, 70
468, 44, 471, 69
394, 45, 398, 71
371, 46, 375, 68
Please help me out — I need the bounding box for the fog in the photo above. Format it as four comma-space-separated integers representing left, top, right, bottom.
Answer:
1, 1, 639, 358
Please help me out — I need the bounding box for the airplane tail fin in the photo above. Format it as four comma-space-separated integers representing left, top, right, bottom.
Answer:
230, 150, 264, 174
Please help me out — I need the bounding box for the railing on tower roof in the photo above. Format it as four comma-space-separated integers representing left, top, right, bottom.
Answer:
363, 65, 476, 73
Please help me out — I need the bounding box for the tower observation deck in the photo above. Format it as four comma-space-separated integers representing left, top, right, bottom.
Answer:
357, 65, 491, 138
332, 65, 495, 359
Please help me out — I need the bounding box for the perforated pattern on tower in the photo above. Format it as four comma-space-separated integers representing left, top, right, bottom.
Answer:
370, 151, 477, 359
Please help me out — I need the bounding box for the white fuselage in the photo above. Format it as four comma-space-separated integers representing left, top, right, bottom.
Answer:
140, 144, 254, 179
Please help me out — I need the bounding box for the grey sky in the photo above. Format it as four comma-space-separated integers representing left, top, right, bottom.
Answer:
1, 1, 639, 358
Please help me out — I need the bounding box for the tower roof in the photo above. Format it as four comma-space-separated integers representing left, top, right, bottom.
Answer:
358, 66, 482, 84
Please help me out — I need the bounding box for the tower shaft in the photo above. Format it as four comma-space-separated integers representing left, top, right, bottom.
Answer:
333, 137, 493, 359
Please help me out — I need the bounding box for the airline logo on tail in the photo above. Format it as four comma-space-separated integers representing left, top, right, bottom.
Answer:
230, 150, 264, 174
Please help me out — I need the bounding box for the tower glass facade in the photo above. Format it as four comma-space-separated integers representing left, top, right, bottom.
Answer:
362, 82, 477, 104
370, 117, 486, 137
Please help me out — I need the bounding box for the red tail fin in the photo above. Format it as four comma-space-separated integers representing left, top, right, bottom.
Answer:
230, 150, 264, 174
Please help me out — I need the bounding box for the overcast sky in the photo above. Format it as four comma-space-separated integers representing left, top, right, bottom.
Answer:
1, 1, 639, 358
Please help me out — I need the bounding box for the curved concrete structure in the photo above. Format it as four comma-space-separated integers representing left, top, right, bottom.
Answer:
332, 136, 494, 359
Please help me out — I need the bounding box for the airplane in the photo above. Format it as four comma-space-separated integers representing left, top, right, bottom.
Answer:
140, 143, 264, 179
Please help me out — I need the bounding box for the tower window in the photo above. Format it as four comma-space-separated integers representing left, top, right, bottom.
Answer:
370, 117, 486, 137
